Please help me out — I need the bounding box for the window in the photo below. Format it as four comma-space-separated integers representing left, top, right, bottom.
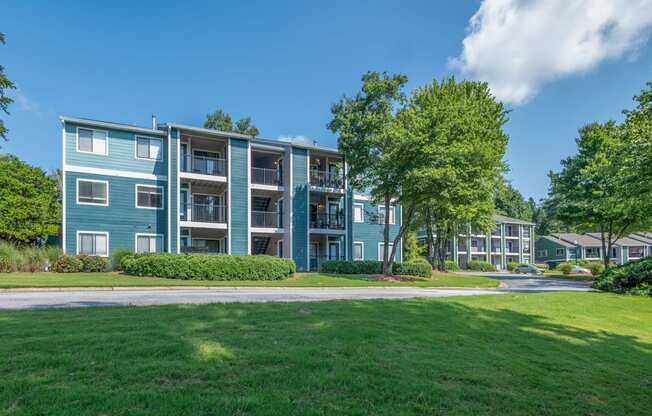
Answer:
77, 232, 108, 256
136, 234, 163, 253
77, 128, 107, 155
585, 247, 600, 258
353, 242, 364, 261
353, 203, 364, 223
136, 136, 162, 160
136, 185, 163, 209
611, 247, 618, 258
537, 249, 548, 257
77, 179, 108, 205
556, 248, 565, 257
378, 205, 395, 225
378, 242, 394, 261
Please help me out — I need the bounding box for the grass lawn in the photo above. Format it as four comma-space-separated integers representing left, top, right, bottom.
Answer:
0, 293, 650, 415
0, 271, 499, 289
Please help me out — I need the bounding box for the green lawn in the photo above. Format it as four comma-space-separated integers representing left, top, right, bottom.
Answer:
0, 293, 650, 415
0, 271, 499, 288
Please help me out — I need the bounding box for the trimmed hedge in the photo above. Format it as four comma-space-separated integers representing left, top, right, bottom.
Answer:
593, 257, 652, 295
122, 253, 296, 281
78, 254, 109, 272
53, 255, 83, 273
506, 261, 520, 272
445, 260, 461, 272
321, 259, 432, 278
393, 259, 432, 278
558, 262, 573, 275
466, 260, 497, 272
111, 248, 133, 271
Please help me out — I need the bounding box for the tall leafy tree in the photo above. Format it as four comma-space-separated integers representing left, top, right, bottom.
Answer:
623, 82, 652, 211
494, 178, 533, 221
204, 109, 260, 137
0, 155, 60, 243
0, 33, 16, 141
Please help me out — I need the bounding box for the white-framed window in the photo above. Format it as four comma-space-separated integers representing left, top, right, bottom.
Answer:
537, 249, 548, 257
353, 203, 364, 223
135, 233, 164, 253
135, 136, 162, 160
556, 248, 565, 257
378, 242, 394, 261
378, 205, 395, 225
77, 127, 108, 155
353, 241, 364, 261
77, 231, 109, 257
135, 184, 164, 209
611, 247, 618, 258
76, 178, 108, 206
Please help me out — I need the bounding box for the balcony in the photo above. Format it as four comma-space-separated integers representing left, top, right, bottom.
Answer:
310, 170, 344, 189
251, 167, 283, 186
310, 213, 344, 230
181, 154, 227, 177
184, 203, 227, 224
181, 246, 223, 254
251, 211, 282, 229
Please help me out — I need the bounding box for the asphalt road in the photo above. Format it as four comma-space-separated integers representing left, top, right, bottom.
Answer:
0, 274, 593, 310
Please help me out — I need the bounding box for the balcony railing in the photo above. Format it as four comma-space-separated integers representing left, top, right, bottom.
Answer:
251, 167, 283, 186
310, 170, 344, 189
181, 246, 225, 254
251, 211, 282, 228
184, 203, 227, 223
310, 213, 344, 229
182, 155, 227, 176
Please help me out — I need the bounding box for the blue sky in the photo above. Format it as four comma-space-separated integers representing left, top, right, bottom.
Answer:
2, 0, 652, 201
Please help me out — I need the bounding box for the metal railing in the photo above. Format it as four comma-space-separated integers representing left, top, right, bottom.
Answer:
182, 155, 227, 176
184, 203, 227, 223
251, 211, 282, 228
181, 246, 225, 254
251, 167, 283, 186
309, 170, 344, 189
310, 213, 344, 229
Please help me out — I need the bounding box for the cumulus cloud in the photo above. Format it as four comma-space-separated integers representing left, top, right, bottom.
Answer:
450, 0, 652, 105
277, 135, 316, 146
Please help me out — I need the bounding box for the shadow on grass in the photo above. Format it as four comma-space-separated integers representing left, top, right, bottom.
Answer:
0, 294, 650, 415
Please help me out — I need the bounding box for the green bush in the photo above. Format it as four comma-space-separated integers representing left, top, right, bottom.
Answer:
466, 260, 496, 272
588, 262, 605, 276
394, 259, 432, 278
43, 246, 63, 270
111, 248, 133, 271
122, 253, 296, 281
593, 257, 652, 295
535, 263, 549, 271
77, 254, 109, 272
321, 260, 382, 274
0, 241, 58, 272
558, 262, 573, 275
53, 255, 83, 273
444, 260, 461, 272
506, 261, 520, 272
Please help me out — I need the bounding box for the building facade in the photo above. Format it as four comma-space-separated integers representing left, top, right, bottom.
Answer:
61, 116, 401, 272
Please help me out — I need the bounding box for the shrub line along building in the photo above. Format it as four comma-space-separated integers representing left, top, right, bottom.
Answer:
61, 116, 402, 271
535, 232, 652, 267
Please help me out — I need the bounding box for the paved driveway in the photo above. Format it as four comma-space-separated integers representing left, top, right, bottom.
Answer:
459, 272, 594, 291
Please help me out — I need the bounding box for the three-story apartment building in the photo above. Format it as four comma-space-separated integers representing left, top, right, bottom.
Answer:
61, 116, 402, 271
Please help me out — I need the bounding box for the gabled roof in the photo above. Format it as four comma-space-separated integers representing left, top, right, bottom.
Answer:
551, 233, 602, 247
494, 214, 534, 226
629, 233, 652, 245
60, 116, 166, 136
539, 235, 576, 248
585, 233, 646, 247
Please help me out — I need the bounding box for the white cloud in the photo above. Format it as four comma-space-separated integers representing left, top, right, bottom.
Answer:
277, 135, 316, 146
13, 89, 41, 114
450, 0, 652, 105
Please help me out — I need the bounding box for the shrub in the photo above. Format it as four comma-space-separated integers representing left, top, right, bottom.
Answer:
321, 260, 382, 275
43, 246, 63, 270
122, 253, 296, 281
506, 261, 520, 272
466, 260, 496, 272
588, 262, 605, 276
77, 254, 109, 272
593, 257, 652, 295
111, 248, 133, 271
535, 263, 549, 271
444, 260, 461, 272
0, 241, 56, 272
394, 259, 432, 278
53, 255, 83, 273
558, 262, 573, 275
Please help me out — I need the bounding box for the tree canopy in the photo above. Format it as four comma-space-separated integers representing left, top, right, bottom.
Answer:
204, 109, 260, 137
494, 178, 533, 221
0, 155, 60, 244
0, 33, 16, 141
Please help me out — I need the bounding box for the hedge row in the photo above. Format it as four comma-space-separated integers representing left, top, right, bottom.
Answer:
121, 253, 296, 281
466, 260, 497, 272
53, 254, 109, 273
592, 257, 652, 295
321, 259, 432, 278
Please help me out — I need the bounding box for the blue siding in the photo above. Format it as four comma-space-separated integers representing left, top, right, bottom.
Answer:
65, 172, 167, 255
169, 128, 179, 252
230, 138, 249, 254
65, 122, 167, 176
292, 147, 309, 271
350, 198, 402, 262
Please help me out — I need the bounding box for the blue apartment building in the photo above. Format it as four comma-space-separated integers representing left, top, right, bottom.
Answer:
61, 116, 402, 271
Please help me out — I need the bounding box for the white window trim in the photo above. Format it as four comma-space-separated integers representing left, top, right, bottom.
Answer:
134, 233, 164, 253
353, 203, 364, 223
134, 135, 163, 161
76, 231, 109, 257
76, 126, 109, 156
76, 178, 109, 206
378, 242, 394, 261
377, 204, 395, 225
353, 241, 364, 261
135, 184, 165, 210
555, 248, 565, 257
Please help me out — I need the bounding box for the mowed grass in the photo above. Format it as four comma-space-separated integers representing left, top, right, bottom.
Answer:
0, 293, 650, 415
0, 271, 499, 288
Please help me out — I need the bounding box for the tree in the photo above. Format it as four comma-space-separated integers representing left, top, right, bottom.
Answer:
402, 228, 419, 262
0, 155, 60, 244
548, 121, 649, 268
0, 33, 16, 141
494, 177, 533, 221
404, 78, 509, 271
328, 71, 415, 275
623, 82, 652, 211
204, 109, 260, 137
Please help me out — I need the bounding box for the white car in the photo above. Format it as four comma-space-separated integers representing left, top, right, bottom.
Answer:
571, 266, 591, 274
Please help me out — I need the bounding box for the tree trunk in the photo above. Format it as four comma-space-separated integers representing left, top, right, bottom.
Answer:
424, 207, 435, 268
386, 200, 418, 272
382, 193, 391, 276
